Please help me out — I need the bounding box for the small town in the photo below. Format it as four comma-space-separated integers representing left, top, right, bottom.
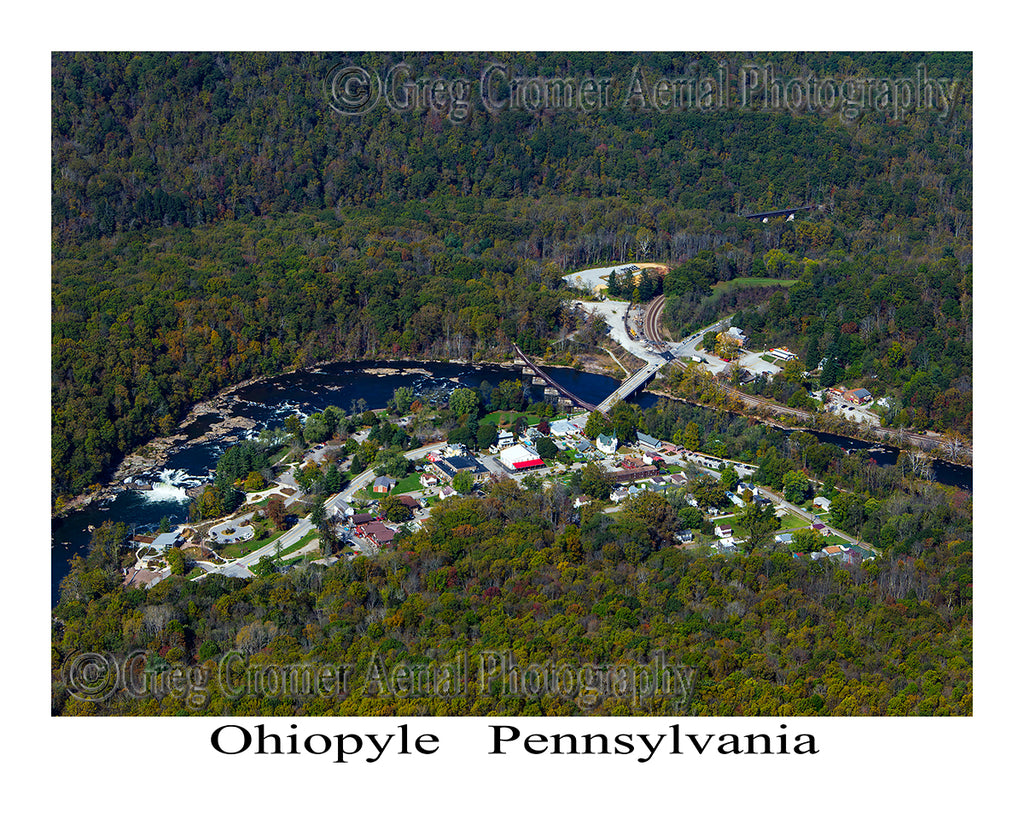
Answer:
116, 259, 929, 591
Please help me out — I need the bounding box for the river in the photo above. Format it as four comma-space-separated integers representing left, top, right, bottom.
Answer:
51, 359, 972, 606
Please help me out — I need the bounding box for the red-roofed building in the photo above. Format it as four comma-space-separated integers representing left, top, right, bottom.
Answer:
362, 522, 396, 547
499, 443, 545, 471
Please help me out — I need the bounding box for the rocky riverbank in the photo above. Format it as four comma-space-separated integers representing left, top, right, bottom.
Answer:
52, 357, 525, 519
54, 373, 272, 517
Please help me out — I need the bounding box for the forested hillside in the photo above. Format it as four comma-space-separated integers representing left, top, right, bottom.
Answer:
51, 51, 973, 720
53, 52, 971, 241
53, 466, 972, 717
52, 52, 972, 500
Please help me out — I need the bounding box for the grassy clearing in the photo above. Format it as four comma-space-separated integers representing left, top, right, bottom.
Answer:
713, 277, 800, 292
393, 473, 423, 494
217, 531, 284, 560
776, 513, 807, 530
481, 410, 543, 428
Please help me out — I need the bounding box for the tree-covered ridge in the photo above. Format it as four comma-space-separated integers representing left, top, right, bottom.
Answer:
53, 465, 972, 717
661, 247, 972, 435
53, 52, 971, 244
51, 51, 972, 498
51, 206, 567, 498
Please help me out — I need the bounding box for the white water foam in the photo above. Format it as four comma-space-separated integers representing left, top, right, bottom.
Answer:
140, 468, 191, 503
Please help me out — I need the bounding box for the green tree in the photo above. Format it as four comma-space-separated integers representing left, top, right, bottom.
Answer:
620, 490, 677, 549
691, 475, 729, 511
536, 437, 558, 461
718, 464, 739, 492
830, 492, 864, 534
166, 547, 186, 575
490, 380, 525, 411
449, 387, 480, 419
792, 528, 825, 552
609, 402, 642, 441
742, 502, 779, 552
254, 554, 277, 577
477, 422, 498, 450
303, 412, 331, 444
584, 411, 608, 439
392, 386, 415, 415
580, 462, 611, 500
284, 414, 304, 442
783, 470, 810, 504
452, 471, 475, 495
379, 495, 413, 523
682, 421, 700, 451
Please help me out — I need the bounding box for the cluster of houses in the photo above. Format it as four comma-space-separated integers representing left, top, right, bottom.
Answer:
796, 541, 873, 566
342, 494, 424, 549
341, 413, 877, 566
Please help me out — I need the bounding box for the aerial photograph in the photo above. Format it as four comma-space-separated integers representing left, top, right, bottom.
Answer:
51, 51, 972, 721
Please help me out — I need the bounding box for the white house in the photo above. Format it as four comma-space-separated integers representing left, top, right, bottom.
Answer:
550, 418, 581, 437
596, 434, 619, 455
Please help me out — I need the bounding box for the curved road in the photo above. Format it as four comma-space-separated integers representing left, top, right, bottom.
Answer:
195, 440, 446, 581
644, 297, 970, 460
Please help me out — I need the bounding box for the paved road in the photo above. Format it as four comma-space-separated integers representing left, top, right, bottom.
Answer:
196, 439, 449, 581
646, 305, 971, 459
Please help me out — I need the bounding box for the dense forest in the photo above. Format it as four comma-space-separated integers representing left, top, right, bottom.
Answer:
52, 52, 971, 502
53, 453, 971, 716
52, 52, 972, 718
659, 247, 971, 435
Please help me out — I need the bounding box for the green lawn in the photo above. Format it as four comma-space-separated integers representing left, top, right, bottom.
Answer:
714, 277, 799, 291
392, 473, 424, 494
481, 410, 544, 428
776, 513, 807, 531
217, 530, 286, 560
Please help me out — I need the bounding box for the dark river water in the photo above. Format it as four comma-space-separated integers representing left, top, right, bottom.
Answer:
51, 359, 971, 606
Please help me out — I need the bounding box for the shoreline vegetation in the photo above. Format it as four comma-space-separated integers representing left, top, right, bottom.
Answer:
54, 343, 969, 521
52, 355, 520, 518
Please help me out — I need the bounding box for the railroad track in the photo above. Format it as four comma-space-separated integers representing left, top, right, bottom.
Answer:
644, 294, 667, 346
640, 290, 971, 460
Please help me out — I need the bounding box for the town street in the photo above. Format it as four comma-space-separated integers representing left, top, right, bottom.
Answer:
197, 440, 447, 580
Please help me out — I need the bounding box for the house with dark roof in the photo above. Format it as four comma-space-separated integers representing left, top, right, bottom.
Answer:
431, 454, 488, 482
361, 521, 396, 547
843, 388, 873, 405
373, 476, 398, 493
608, 465, 660, 482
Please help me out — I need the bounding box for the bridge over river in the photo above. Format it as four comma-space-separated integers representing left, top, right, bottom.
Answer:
512, 341, 671, 416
